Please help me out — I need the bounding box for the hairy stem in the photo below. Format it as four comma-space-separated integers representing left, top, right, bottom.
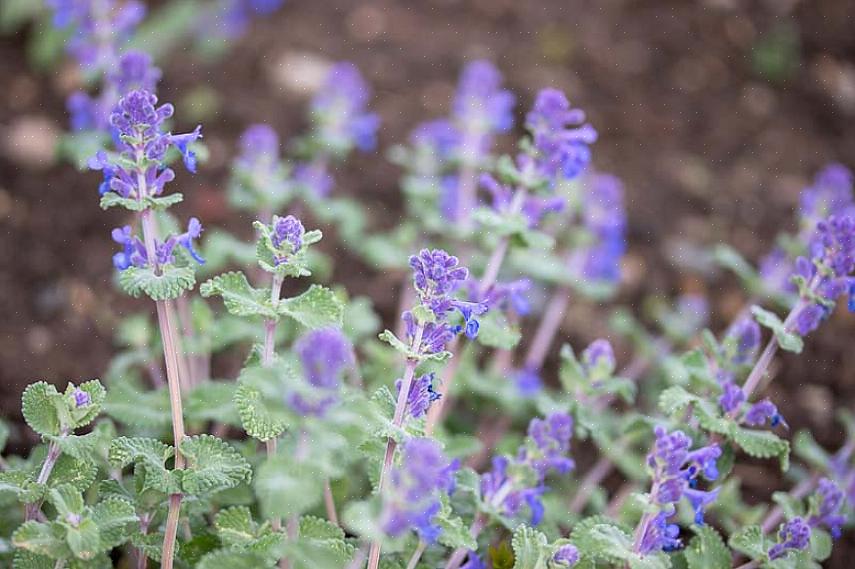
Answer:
445, 513, 486, 569
367, 324, 425, 569
263, 273, 285, 533
406, 541, 428, 569
524, 284, 571, 370
324, 479, 339, 526
25, 435, 65, 520
740, 299, 804, 404
266, 439, 282, 532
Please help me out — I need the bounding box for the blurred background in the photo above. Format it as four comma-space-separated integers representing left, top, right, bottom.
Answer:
0, 0, 854, 562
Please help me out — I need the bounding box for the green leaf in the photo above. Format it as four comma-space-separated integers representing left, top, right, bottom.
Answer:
104, 381, 171, 428
91, 497, 137, 550
658, 386, 700, 416
46, 434, 98, 462
728, 525, 766, 560
792, 431, 830, 471
511, 525, 549, 569
185, 381, 241, 426
179, 435, 252, 496
197, 550, 275, 569
119, 265, 196, 301
684, 525, 730, 569
255, 454, 324, 521
300, 515, 345, 541
214, 506, 258, 547
66, 517, 101, 559
435, 501, 476, 550
571, 517, 634, 563
99, 192, 184, 211
809, 528, 832, 562
12, 551, 56, 569
751, 306, 803, 354
234, 363, 296, 442
771, 492, 804, 520
477, 311, 522, 350
48, 484, 84, 519
22, 382, 62, 437
732, 428, 790, 471
48, 455, 98, 493
278, 285, 344, 329
200, 272, 277, 319
12, 521, 68, 559
108, 437, 178, 494
0, 470, 45, 503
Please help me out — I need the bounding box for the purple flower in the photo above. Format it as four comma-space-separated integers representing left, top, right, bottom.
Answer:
460, 552, 485, 569
514, 368, 543, 397
521, 413, 575, 477
582, 339, 616, 377
240, 124, 280, 160
296, 328, 354, 390
799, 164, 855, 231
311, 62, 380, 153
111, 225, 146, 270
552, 544, 580, 567
744, 399, 786, 429
638, 511, 682, 554
293, 161, 334, 198
169, 125, 203, 173
480, 174, 565, 228
768, 517, 811, 560
110, 51, 161, 96
410, 119, 461, 163
724, 317, 761, 366
580, 173, 627, 283
523, 89, 597, 182
718, 381, 745, 414
270, 215, 305, 262
809, 478, 846, 538
410, 249, 469, 300
176, 218, 205, 265
759, 248, 797, 296
381, 438, 458, 543
402, 312, 458, 355
397, 373, 441, 420
73, 388, 91, 408
453, 60, 515, 160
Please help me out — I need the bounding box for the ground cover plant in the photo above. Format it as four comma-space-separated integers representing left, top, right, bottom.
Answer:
1, 2, 854, 569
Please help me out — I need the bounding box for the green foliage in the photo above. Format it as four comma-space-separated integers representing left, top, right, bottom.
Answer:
277, 284, 344, 329
119, 265, 196, 301
684, 525, 730, 569
100, 192, 184, 211
179, 435, 253, 495
751, 306, 803, 354
255, 455, 324, 521
201, 271, 279, 319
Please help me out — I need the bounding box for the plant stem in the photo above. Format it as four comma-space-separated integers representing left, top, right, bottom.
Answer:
445, 513, 485, 569
406, 541, 428, 569
263, 273, 284, 533
524, 284, 571, 370
25, 435, 65, 520
569, 454, 615, 514
323, 479, 339, 526
266, 439, 282, 532
425, 187, 528, 435
740, 300, 804, 404
761, 473, 820, 534
139, 208, 188, 569
367, 323, 425, 569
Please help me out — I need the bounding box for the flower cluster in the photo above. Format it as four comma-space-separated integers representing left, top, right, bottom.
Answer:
808, 478, 847, 538
481, 413, 575, 525
380, 438, 458, 543
406, 249, 486, 342
309, 62, 380, 155
636, 428, 721, 554
768, 518, 811, 560
397, 373, 441, 420
522, 89, 598, 184
288, 328, 354, 416
200, 0, 286, 40
270, 215, 305, 264
230, 124, 290, 211
453, 60, 515, 162
112, 218, 205, 271
552, 544, 580, 567
579, 173, 627, 284
793, 215, 855, 335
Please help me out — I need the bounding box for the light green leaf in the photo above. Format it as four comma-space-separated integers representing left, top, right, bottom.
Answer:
511, 525, 549, 569
751, 306, 803, 354
728, 525, 766, 560
119, 265, 196, 301
771, 492, 804, 520
792, 431, 830, 471
48, 455, 98, 493
0, 470, 45, 503
658, 386, 700, 416
66, 517, 100, 559
732, 428, 790, 471
179, 434, 252, 495
12, 551, 56, 569
22, 382, 62, 437
477, 311, 522, 350
215, 506, 258, 547
104, 381, 171, 428
200, 272, 277, 319
197, 549, 275, 569
48, 484, 84, 519
234, 363, 296, 442
91, 497, 137, 550
684, 525, 730, 569
809, 528, 832, 562
278, 285, 344, 329
46, 433, 98, 462
255, 454, 324, 521
12, 521, 68, 559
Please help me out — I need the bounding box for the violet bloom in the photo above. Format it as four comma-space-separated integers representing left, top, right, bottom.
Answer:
808, 478, 846, 538
381, 438, 458, 543
718, 381, 745, 415
410, 120, 461, 165
453, 60, 515, 161
311, 62, 380, 153
523, 88, 597, 183
799, 164, 855, 232
637, 427, 720, 554
396, 373, 441, 420
269, 215, 305, 265
289, 328, 353, 416
744, 399, 786, 429
480, 174, 565, 229
73, 388, 91, 408
93, 90, 205, 272
580, 173, 627, 284
231, 124, 289, 209
768, 518, 811, 560
581, 339, 616, 378
552, 544, 580, 567
481, 413, 575, 525
723, 317, 761, 366
514, 368, 543, 397
794, 215, 855, 336
293, 161, 334, 198
460, 552, 485, 569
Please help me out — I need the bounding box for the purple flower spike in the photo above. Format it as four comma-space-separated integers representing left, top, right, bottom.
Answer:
768, 518, 811, 560
270, 215, 305, 264
176, 217, 205, 265
799, 164, 855, 231
718, 381, 745, 414
580, 173, 627, 283
744, 399, 786, 429
514, 368, 543, 397
582, 339, 616, 376
524, 88, 597, 182
397, 373, 441, 420
289, 328, 353, 417
724, 317, 761, 366
381, 438, 458, 543
410, 249, 469, 300
312, 62, 380, 153
809, 478, 846, 538
73, 388, 91, 408
169, 125, 203, 173
552, 544, 580, 567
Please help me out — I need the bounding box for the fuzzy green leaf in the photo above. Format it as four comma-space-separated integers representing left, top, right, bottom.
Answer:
91, 497, 137, 550
792, 431, 830, 471
67, 380, 106, 429
200, 271, 277, 319
511, 525, 549, 569
104, 382, 171, 428
278, 285, 344, 329
0, 470, 45, 503
99, 192, 183, 211
48, 455, 98, 493
477, 311, 522, 350
728, 525, 766, 560
22, 382, 62, 437
255, 454, 324, 521
13, 551, 56, 569
214, 506, 258, 547
179, 435, 252, 496
119, 265, 196, 301
234, 363, 296, 442
197, 549, 275, 569
108, 437, 173, 470
12, 521, 68, 559
751, 306, 803, 354
684, 525, 730, 569
810, 528, 832, 562
66, 517, 101, 559
48, 484, 84, 519
658, 386, 700, 416
732, 428, 790, 471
